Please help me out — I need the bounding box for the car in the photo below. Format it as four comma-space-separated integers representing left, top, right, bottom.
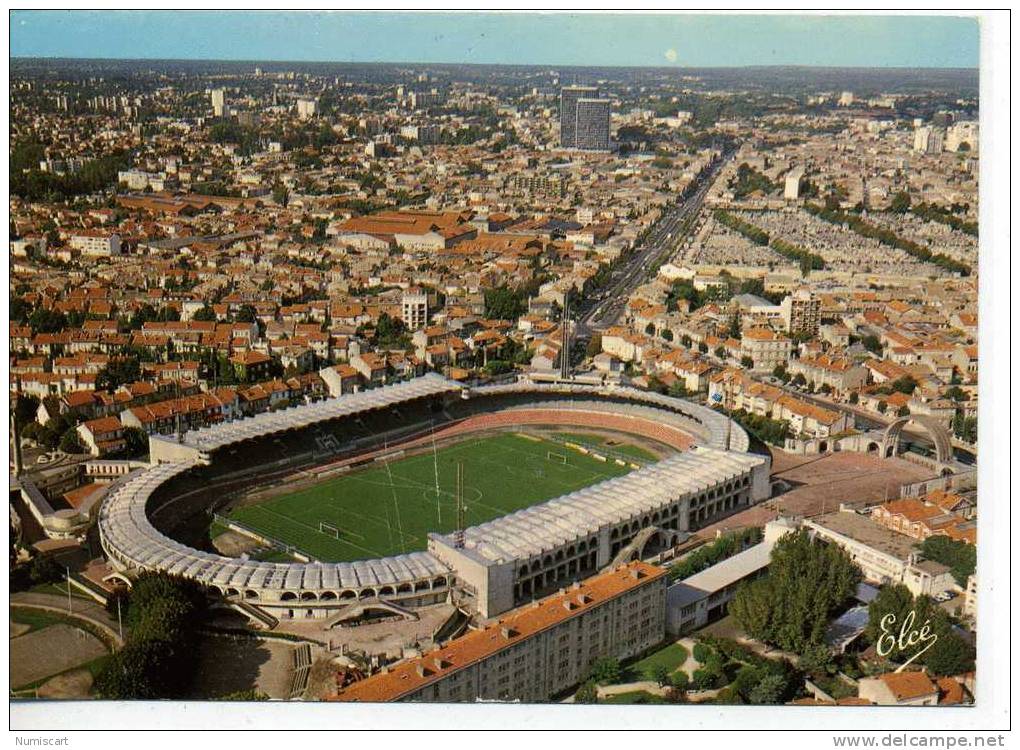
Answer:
935, 591, 956, 602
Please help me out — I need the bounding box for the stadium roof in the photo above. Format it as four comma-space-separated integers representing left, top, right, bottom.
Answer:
152, 373, 462, 455
432, 447, 766, 565
98, 460, 452, 593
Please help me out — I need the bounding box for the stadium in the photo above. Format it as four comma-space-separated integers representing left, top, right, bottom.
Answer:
98, 374, 771, 623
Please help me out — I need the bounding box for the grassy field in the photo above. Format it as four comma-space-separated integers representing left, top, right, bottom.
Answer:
623, 642, 690, 682
225, 432, 633, 563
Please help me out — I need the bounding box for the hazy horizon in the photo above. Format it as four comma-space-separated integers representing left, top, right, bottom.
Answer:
10, 12, 980, 69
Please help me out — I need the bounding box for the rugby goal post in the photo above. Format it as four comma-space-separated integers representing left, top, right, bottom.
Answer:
546, 451, 568, 465
319, 522, 340, 539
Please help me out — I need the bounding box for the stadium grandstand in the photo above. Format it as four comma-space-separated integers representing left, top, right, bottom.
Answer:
98, 374, 770, 624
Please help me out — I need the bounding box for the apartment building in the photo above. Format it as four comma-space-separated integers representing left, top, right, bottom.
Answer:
401, 288, 429, 331
69, 232, 122, 258
332, 561, 667, 703
76, 416, 127, 456
780, 290, 821, 336
787, 354, 868, 394
804, 511, 955, 597
319, 364, 362, 396
739, 328, 792, 372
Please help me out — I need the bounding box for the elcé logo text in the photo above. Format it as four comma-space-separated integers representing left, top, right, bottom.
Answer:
875, 610, 939, 671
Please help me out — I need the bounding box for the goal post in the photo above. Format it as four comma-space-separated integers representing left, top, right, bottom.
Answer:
546, 451, 568, 465
319, 522, 340, 539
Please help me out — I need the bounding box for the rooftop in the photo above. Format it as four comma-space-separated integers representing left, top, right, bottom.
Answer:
331, 561, 666, 702
806, 511, 920, 561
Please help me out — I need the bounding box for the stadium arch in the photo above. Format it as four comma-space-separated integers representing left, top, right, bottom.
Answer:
881, 414, 953, 464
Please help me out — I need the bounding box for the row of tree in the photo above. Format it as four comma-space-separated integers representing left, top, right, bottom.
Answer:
713, 210, 826, 276
724, 408, 791, 446
668, 528, 763, 581
11, 147, 131, 202
804, 202, 971, 277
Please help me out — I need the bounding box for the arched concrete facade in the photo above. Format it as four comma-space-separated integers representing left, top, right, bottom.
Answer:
608, 526, 679, 567
881, 415, 953, 464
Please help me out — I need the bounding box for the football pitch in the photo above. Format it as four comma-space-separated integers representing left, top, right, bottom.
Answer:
224, 432, 634, 563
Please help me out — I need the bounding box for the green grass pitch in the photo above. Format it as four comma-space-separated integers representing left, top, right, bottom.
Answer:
224, 432, 634, 563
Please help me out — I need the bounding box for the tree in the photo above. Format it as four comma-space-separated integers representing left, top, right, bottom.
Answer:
10, 296, 32, 324
29, 555, 64, 585
877, 400, 888, 414
97, 358, 142, 392
585, 334, 602, 358
235, 304, 258, 323
728, 311, 742, 338
122, 427, 149, 459
575, 681, 595, 706
714, 346, 726, 359
13, 394, 40, 430
731, 529, 861, 654
692, 642, 713, 664
791, 373, 807, 387
483, 286, 525, 321
861, 335, 883, 354
890, 191, 912, 214
889, 375, 918, 395
192, 305, 217, 322
59, 427, 85, 455
866, 584, 975, 676
740, 356, 754, 370
661, 328, 674, 342
96, 572, 208, 699
219, 689, 270, 701
653, 664, 673, 687
698, 342, 708, 354
645, 322, 656, 336
28, 308, 67, 334
670, 670, 690, 694
668, 381, 689, 399
588, 656, 621, 685
918, 537, 976, 586
748, 673, 788, 705
896, 405, 911, 417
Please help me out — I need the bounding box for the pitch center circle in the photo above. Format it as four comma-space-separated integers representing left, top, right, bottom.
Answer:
420, 486, 483, 506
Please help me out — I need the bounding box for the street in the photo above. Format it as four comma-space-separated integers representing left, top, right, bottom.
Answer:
573, 145, 736, 339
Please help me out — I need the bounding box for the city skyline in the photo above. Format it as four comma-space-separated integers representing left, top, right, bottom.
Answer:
11, 12, 980, 69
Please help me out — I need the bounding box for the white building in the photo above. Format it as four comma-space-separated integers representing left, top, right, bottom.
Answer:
804, 510, 955, 597
784, 167, 805, 200
296, 97, 319, 120
401, 288, 429, 331
69, 232, 122, 258
666, 518, 797, 634
913, 126, 945, 154
945, 121, 978, 152
210, 88, 226, 117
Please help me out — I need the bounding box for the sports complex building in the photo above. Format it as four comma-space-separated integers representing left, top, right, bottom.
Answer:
98, 374, 771, 623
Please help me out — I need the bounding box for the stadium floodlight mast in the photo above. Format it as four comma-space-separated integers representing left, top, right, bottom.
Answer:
382, 438, 406, 553
430, 419, 441, 525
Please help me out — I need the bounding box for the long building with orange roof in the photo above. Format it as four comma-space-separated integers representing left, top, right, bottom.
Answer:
331, 561, 667, 703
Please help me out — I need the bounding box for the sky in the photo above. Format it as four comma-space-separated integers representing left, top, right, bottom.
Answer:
9, 12, 980, 69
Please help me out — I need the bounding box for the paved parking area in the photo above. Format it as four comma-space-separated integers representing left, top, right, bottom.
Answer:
695, 450, 933, 539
